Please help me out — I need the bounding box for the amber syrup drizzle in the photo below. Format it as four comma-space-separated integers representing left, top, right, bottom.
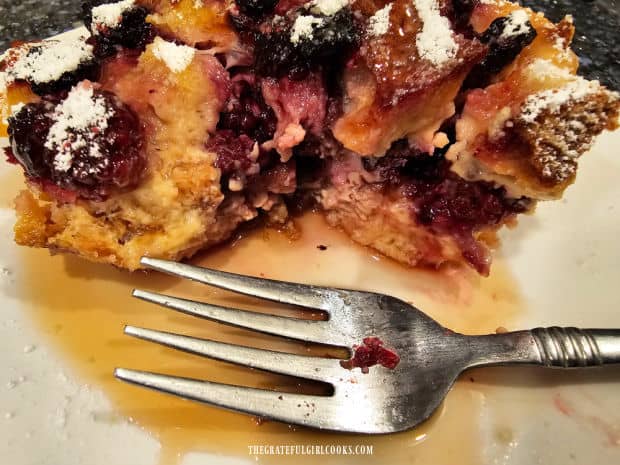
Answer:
3, 169, 525, 465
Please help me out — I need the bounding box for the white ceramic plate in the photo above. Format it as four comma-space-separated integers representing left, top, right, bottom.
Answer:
0, 30, 619, 465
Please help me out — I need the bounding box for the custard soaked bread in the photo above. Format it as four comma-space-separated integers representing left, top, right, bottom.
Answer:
1, 0, 618, 274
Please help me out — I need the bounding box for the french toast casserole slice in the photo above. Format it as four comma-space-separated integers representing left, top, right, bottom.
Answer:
0, 0, 618, 275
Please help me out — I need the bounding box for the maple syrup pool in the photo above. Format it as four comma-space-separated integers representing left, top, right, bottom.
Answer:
12, 208, 524, 465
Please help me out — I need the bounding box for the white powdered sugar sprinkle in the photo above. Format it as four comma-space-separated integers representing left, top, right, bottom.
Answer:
193, 0, 204, 7
10, 103, 25, 116
6, 37, 94, 85
520, 78, 601, 124
45, 85, 112, 173
290, 15, 325, 44
1, 73, 8, 125
368, 3, 393, 37
499, 10, 530, 40
552, 34, 572, 62
0, 71, 6, 94
553, 36, 566, 51
526, 58, 573, 79
151, 37, 196, 73
310, 0, 349, 16
414, 0, 459, 66
91, 0, 135, 34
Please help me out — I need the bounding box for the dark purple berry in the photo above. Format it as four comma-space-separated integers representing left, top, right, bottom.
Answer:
366, 140, 531, 234
296, 10, 360, 63
229, 10, 258, 35
253, 9, 360, 79
218, 78, 277, 142
8, 90, 146, 200
82, 1, 154, 57
9, 45, 100, 97
254, 32, 309, 79
465, 13, 537, 88
206, 130, 256, 177
364, 140, 532, 274
235, 0, 278, 18
32, 62, 100, 97
7, 102, 56, 178
451, 0, 477, 32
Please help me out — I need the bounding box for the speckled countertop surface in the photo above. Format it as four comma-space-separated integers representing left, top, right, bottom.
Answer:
0, 0, 618, 88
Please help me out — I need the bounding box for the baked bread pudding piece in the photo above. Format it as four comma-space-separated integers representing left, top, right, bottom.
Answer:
446, 1, 620, 200
0, 0, 618, 274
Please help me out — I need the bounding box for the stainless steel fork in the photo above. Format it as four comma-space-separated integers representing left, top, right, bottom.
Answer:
115, 257, 620, 434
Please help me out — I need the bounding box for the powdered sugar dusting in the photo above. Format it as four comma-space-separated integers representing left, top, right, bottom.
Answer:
553, 36, 566, 51
310, 0, 349, 16
368, 3, 393, 37
290, 15, 325, 44
6, 37, 94, 85
414, 0, 459, 66
44, 84, 112, 172
552, 34, 572, 62
151, 37, 196, 73
0, 71, 6, 94
91, 0, 135, 34
0, 72, 7, 125
499, 10, 530, 40
526, 59, 573, 80
520, 78, 601, 123
10, 103, 25, 116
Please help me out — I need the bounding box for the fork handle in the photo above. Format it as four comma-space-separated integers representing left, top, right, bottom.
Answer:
465, 327, 620, 368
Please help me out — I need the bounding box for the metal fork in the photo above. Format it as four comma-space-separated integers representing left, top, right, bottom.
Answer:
115, 257, 620, 434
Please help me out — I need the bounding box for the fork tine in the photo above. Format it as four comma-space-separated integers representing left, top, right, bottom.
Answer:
124, 326, 342, 382
140, 257, 345, 312
114, 368, 340, 430
132, 289, 351, 346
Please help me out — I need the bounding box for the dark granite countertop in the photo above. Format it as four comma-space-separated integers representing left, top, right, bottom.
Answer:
0, 0, 618, 89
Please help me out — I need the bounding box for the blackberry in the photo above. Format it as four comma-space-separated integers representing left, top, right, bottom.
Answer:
229, 11, 258, 35
82, 1, 154, 57
254, 32, 309, 79
296, 10, 360, 63
451, 0, 476, 32
218, 79, 277, 143
254, 9, 361, 79
365, 140, 531, 234
465, 13, 537, 88
398, 154, 530, 233
8, 90, 146, 200
29, 59, 100, 96
206, 130, 256, 185
235, 0, 278, 18
3, 43, 101, 97
7, 101, 56, 179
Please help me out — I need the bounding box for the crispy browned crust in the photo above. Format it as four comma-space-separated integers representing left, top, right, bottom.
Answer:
514, 90, 620, 187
